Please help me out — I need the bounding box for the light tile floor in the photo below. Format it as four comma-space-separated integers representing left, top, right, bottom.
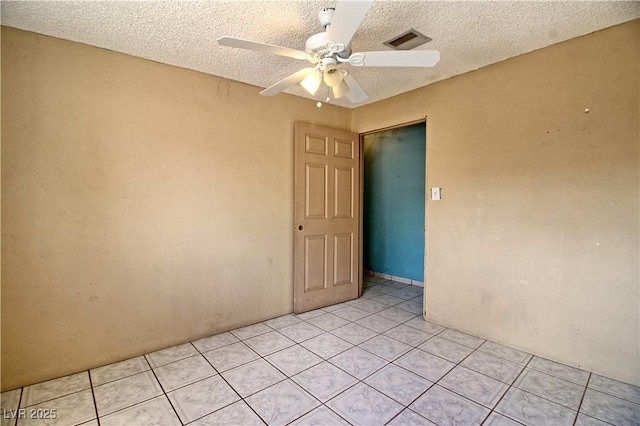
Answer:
2, 277, 639, 426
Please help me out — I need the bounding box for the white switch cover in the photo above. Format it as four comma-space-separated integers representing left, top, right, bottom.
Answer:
431, 187, 441, 200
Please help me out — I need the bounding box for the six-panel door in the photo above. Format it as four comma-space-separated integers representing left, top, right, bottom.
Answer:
293, 123, 360, 313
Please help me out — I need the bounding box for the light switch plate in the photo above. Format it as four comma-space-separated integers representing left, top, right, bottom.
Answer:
431, 187, 441, 200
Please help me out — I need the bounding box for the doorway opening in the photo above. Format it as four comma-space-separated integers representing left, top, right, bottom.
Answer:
362, 121, 426, 304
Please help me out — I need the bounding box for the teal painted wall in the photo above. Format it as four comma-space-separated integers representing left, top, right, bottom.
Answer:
363, 123, 426, 281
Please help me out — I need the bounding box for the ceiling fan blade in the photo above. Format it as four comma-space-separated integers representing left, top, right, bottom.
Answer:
259, 68, 317, 96
218, 36, 311, 61
332, 79, 351, 99
326, 0, 374, 49
343, 74, 369, 103
351, 50, 441, 67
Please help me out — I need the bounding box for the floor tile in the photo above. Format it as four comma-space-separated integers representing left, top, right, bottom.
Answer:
439, 328, 485, 348
230, 323, 272, 340
387, 409, 436, 426
154, 354, 216, 392
168, 375, 240, 424
300, 333, 353, 359
394, 348, 455, 382
574, 412, 611, 426
94, 371, 163, 417
360, 287, 386, 299
245, 380, 319, 426
277, 322, 324, 343
145, 342, 198, 368
190, 400, 264, 426
355, 314, 400, 333
20, 371, 90, 407
365, 364, 433, 405
514, 368, 585, 410
221, 359, 286, 398
328, 383, 404, 426
203, 342, 259, 372
376, 307, 418, 323
418, 336, 474, 363
388, 286, 423, 300
478, 340, 532, 365
461, 350, 525, 384
265, 344, 322, 377
580, 388, 640, 426
483, 412, 524, 426
294, 309, 326, 321
1, 388, 21, 412
588, 374, 640, 404
496, 388, 577, 426
404, 317, 445, 334
329, 347, 386, 380
305, 313, 350, 331
263, 314, 301, 330
243, 331, 295, 356
321, 302, 352, 313
19, 389, 96, 426
331, 323, 378, 345
359, 335, 411, 361
99, 395, 180, 426
384, 324, 433, 347
90, 356, 150, 386
439, 365, 509, 408
292, 362, 357, 402
410, 385, 490, 426
528, 356, 590, 386
289, 405, 350, 425
395, 300, 423, 315
370, 294, 405, 306
192, 332, 239, 353
364, 276, 389, 284
349, 299, 388, 313
331, 305, 371, 322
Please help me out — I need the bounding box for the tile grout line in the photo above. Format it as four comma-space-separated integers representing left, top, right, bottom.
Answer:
480, 348, 535, 425
87, 370, 101, 426
573, 372, 592, 426
146, 344, 194, 426
14, 388, 24, 426
399, 330, 491, 425
201, 350, 268, 426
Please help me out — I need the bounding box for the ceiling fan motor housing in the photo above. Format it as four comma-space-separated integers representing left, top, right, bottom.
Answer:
305, 32, 351, 59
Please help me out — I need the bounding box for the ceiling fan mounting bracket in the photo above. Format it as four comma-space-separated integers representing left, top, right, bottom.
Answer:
317, 8, 335, 29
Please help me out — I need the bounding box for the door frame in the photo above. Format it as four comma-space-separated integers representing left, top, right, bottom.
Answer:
358, 118, 428, 311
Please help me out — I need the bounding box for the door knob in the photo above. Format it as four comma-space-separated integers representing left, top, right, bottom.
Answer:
298, 225, 303, 230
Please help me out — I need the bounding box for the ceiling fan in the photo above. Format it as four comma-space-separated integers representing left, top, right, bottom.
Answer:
217, 0, 440, 104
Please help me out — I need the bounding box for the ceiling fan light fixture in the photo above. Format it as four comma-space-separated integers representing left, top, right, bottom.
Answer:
332, 79, 350, 99
300, 70, 321, 95
323, 64, 343, 87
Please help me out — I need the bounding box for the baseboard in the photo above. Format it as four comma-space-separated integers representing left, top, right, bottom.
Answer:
365, 269, 424, 287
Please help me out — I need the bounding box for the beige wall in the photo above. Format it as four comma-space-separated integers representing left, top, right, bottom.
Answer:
353, 20, 639, 386
1, 27, 350, 390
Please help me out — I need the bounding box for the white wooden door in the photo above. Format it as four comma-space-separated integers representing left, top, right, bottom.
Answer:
294, 123, 360, 313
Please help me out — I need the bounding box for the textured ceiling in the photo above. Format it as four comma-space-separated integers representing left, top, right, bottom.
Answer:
2, 1, 639, 108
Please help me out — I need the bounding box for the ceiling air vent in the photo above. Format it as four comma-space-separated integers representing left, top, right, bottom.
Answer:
384, 28, 432, 50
